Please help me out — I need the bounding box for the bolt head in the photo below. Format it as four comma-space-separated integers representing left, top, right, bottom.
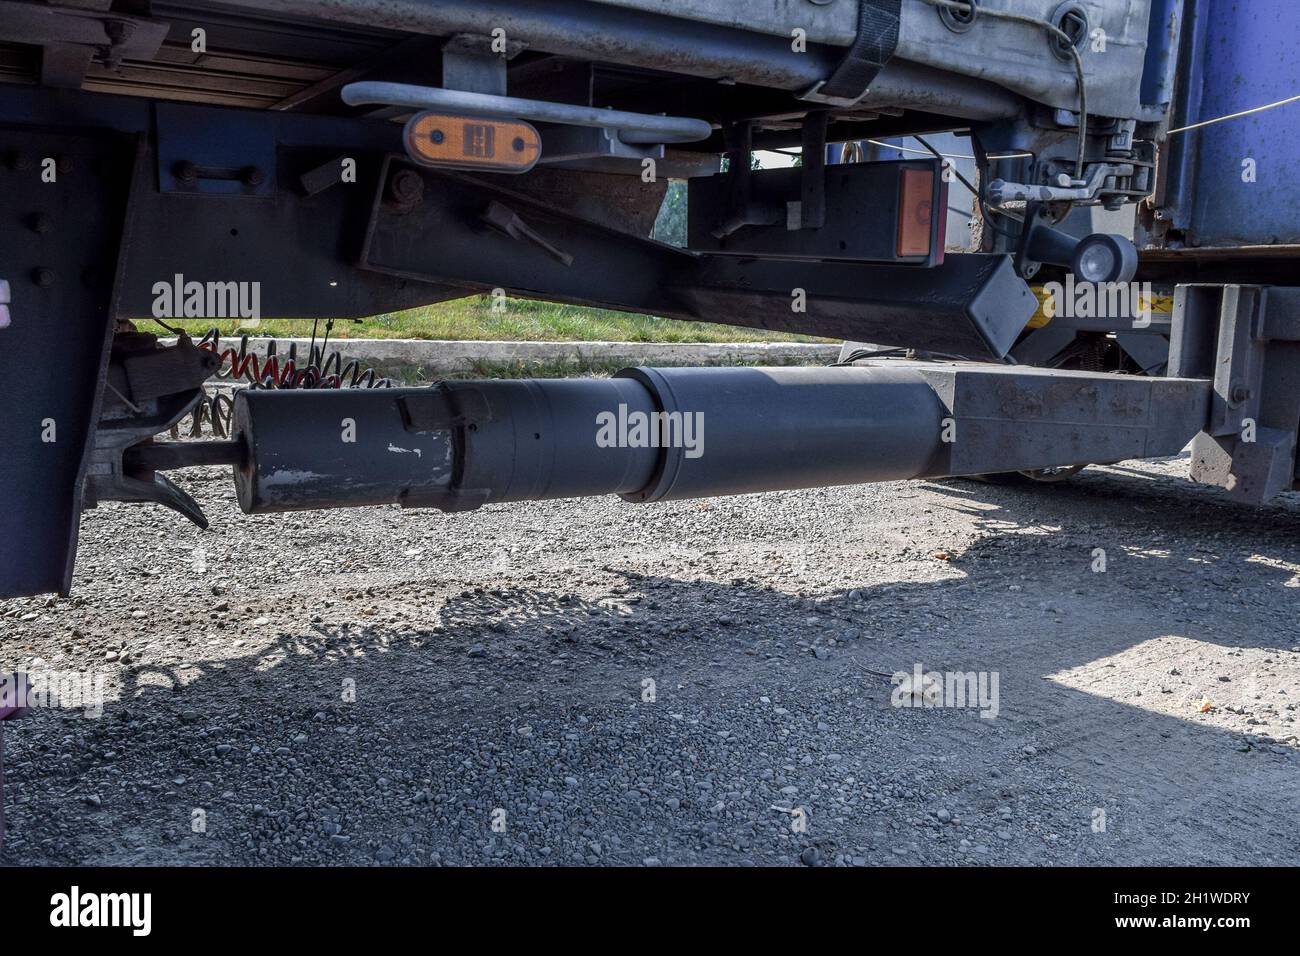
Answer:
389, 169, 425, 205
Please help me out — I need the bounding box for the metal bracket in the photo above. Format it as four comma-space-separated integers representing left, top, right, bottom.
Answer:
988, 163, 1135, 206
481, 201, 574, 266
0, 1, 169, 75
537, 125, 662, 172
690, 154, 947, 265
118, 333, 220, 404
799, 113, 829, 230
401, 387, 493, 432
83, 388, 212, 529
442, 34, 515, 96
360, 158, 1036, 360
1174, 285, 1300, 503
156, 103, 277, 197
340, 82, 712, 145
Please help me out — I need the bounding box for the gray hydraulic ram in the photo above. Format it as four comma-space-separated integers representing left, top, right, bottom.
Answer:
232, 364, 1212, 515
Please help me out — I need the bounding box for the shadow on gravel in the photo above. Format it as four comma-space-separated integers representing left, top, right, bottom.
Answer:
3, 468, 1298, 865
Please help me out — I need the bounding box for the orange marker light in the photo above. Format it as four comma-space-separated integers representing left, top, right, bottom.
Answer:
896, 168, 936, 259
403, 112, 542, 173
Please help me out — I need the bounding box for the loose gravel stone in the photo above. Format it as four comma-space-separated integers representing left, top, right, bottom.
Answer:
1, 454, 1297, 866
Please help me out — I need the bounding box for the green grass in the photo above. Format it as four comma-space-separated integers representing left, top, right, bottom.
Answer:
167, 295, 828, 344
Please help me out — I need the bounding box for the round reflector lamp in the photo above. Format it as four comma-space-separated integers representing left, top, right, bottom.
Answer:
1071, 233, 1138, 284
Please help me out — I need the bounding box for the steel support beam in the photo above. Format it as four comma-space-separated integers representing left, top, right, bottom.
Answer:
229, 363, 1213, 516
206, 0, 844, 93
1175, 285, 1300, 503
0, 126, 135, 598
360, 160, 1037, 359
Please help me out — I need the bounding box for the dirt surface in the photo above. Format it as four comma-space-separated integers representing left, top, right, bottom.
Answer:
2, 454, 1298, 867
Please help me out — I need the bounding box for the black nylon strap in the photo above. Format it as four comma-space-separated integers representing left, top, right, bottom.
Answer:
818, 0, 903, 102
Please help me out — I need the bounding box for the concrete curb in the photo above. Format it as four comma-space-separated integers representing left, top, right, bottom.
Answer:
168, 337, 841, 377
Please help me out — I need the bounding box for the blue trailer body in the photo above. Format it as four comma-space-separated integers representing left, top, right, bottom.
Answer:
1164, 0, 1300, 248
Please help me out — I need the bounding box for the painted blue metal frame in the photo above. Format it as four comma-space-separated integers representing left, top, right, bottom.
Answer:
1166, 0, 1300, 248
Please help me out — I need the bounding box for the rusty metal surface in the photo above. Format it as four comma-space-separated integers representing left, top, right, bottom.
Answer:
475, 166, 668, 237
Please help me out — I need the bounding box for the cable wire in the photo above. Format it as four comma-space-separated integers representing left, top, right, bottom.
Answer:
865, 139, 1032, 161
1167, 93, 1300, 135
919, 0, 1088, 178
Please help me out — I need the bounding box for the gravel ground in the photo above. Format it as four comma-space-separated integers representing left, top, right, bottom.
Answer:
2, 454, 1298, 867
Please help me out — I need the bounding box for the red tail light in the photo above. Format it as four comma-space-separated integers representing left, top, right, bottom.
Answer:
897, 167, 937, 259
